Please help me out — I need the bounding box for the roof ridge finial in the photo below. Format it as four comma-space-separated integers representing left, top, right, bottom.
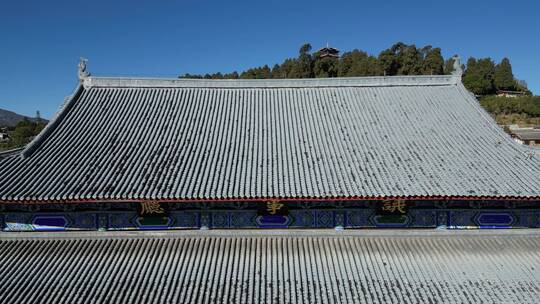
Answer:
78, 57, 90, 81
451, 55, 463, 77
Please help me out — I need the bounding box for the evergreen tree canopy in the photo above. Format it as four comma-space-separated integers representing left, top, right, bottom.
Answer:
272, 58, 297, 79
462, 57, 496, 95
444, 57, 455, 75
397, 45, 423, 75
291, 43, 313, 78
178, 42, 522, 97
240, 65, 272, 79
313, 57, 338, 78
422, 47, 444, 75
338, 50, 381, 77
0, 119, 46, 151
378, 49, 399, 76
494, 58, 515, 91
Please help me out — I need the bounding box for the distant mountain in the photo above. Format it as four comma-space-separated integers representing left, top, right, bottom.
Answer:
0, 108, 47, 127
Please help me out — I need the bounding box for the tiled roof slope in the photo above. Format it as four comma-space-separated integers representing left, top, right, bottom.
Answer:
1, 230, 540, 304
0, 75, 539, 202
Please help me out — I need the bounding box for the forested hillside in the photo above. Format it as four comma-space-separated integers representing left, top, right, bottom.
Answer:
480, 95, 540, 125
0, 110, 47, 152
0, 108, 45, 127
179, 42, 531, 96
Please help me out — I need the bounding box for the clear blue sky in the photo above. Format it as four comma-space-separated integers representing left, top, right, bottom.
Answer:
1, 0, 539, 118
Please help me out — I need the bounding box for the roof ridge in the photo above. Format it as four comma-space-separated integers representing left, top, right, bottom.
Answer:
20, 84, 84, 159
82, 75, 461, 89
455, 83, 540, 158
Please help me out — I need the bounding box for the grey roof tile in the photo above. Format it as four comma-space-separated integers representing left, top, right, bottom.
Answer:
0, 76, 538, 201
1, 230, 540, 303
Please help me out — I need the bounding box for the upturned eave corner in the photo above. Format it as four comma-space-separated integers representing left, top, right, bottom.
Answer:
19, 82, 85, 159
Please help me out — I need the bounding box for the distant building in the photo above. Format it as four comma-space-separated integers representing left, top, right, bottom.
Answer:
509, 125, 540, 146
317, 43, 340, 58
496, 90, 527, 98
0, 128, 8, 142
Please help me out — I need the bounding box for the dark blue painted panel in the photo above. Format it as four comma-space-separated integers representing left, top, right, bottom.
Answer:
32, 215, 67, 231
256, 215, 290, 228
476, 212, 514, 226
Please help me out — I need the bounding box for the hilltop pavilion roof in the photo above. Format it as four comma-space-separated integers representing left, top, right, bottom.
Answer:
0, 75, 539, 203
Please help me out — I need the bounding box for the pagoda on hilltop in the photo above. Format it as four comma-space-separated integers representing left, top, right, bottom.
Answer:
317, 43, 340, 58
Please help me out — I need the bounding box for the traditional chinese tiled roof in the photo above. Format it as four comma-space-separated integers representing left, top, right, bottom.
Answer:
1, 230, 539, 303
0, 75, 538, 202
512, 128, 540, 141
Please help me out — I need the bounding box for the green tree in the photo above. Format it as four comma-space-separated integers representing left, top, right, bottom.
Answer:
272, 59, 297, 78
339, 50, 381, 77
259, 65, 272, 79
421, 47, 444, 75
480, 95, 540, 117
390, 42, 407, 54
223, 71, 239, 79
1, 119, 46, 150
211, 72, 223, 79
514, 78, 532, 94
313, 56, 338, 78
240, 65, 272, 79
462, 57, 496, 95
179, 73, 203, 79
271, 64, 282, 78
494, 58, 515, 90
444, 57, 455, 75
397, 45, 423, 75
292, 43, 314, 78
378, 49, 399, 76
378, 42, 426, 76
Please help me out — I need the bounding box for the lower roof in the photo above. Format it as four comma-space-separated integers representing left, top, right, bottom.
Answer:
1, 230, 539, 304
0, 75, 539, 202
513, 129, 540, 141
